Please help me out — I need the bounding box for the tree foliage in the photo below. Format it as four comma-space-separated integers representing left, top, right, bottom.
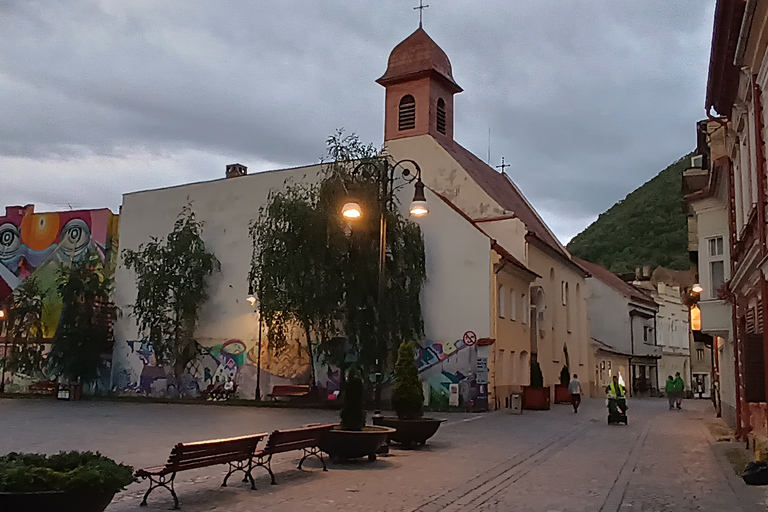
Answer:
48, 257, 115, 385
340, 367, 366, 431
2, 277, 46, 377
567, 153, 692, 274
530, 360, 544, 389
391, 341, 424, 420
249, 130, 427, 385
123, 203, 220, 377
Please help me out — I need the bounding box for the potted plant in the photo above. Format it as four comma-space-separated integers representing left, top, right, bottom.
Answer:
522, 360, 550, 410
0, 451, 134, 512
373, 341, 444, 447
554, 365, 571, 404
318, 367, 395, 461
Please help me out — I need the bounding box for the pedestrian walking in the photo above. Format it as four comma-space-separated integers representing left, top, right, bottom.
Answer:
665, 375, 675, 410
568, 374, 582, 413
673, 372, 685, 410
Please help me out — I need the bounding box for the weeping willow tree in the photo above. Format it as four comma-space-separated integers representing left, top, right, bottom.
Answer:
249, 130, 427, 389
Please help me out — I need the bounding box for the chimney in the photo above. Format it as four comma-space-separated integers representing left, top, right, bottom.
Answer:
643, 266, 651, 278
226, 163, 247, 178
635, 267, 641, 280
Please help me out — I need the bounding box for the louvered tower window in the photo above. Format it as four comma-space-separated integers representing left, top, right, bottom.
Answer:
436, 98, 446, 134
399, 95, 416, 130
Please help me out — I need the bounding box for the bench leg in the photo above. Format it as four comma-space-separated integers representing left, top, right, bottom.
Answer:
139, 473, 179, 510
222, 459, 254, 489
298, 446, 327, 471
253, 455, 276, 485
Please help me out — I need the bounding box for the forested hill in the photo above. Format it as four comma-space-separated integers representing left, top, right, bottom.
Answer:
566, 153, 693, 274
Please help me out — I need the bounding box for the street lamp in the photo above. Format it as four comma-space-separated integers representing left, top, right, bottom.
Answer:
341, 158, 427, 407
247, 286, 263, 400
0, 308, 6, 394
692, 283, 704, 294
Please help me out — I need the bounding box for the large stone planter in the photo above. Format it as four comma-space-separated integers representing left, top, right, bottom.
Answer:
0, 490, 115, 512
318, 425, 395, 461
522, 386, 551, 410
372, 416, 444, 447
554, 384, 571, 404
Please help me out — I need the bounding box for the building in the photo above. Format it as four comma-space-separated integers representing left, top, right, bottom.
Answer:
701, 0, 768, 442
0, 204, 119, 390
574, 257, 662, 396
112, 25, 592, 406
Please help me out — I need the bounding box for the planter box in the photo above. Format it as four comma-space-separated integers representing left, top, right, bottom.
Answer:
0, 491, 115, 512
318, 425, 395, 461
554, 384, 571, 404
522, 386, 550, 410
372, 416, 444, 447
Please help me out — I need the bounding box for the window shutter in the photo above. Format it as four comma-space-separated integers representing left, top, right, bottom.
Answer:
743, 333, 766, 403
398, 95, 416, 131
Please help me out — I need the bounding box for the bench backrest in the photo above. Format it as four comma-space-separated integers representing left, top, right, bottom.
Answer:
166, 433, 267, 472
264, 424, 335, 454
271, 385, 309, 395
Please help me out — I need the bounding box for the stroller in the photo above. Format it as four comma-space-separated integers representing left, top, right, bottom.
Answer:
607, 397, 628, 425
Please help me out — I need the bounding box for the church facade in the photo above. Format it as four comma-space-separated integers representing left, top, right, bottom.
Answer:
111, 26, 593, 407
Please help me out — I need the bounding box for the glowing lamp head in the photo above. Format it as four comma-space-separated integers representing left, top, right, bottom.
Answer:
691, 284, 703, 294
0, 310, 4, 319
246, 286, 257, 306
342, 202, 362, 220
409, 179, 428, 217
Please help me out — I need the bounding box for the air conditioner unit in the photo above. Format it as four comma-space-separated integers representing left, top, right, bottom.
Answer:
691, 155, 704, 168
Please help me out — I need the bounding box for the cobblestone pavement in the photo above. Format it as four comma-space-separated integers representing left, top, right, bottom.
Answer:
2, 397, 767, 512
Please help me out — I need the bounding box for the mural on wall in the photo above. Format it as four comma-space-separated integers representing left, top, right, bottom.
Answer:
416, 333, 476, 407
0, 205, 119, 335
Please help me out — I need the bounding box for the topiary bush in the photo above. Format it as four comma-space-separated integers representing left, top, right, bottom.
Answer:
559, 365, 570, 386
340, 367, 366, 431
0, 451, 134, 494
392, 341, 424, 420
530, 361, 544, 389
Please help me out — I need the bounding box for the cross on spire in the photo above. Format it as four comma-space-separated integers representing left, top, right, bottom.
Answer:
496, 156, 510, 174
414, 0, 429, 28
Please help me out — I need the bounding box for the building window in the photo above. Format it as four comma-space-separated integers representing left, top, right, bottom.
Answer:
436, 98, 446, 135
498, 285, 505, 318
710, 260, 725, 295
696, 348, 705, 361
522, 293, 528, 324
510, 289, 517, 321
643, 325, 649, 342
708, 236, 724, 256
398, 95, 416, 131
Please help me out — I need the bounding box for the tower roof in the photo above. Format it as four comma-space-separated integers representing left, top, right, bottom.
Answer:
377, 27, 462, 92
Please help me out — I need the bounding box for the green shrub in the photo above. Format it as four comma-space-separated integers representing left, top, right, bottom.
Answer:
0, 451, 134, 494
559, 365, 570, 386
392, 341, 424, 420
340, 367, 366, 431
530, 361, 544, 389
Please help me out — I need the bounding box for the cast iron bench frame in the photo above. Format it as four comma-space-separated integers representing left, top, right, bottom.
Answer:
267, 384, 310, 400
135, 432, 267, 509
253, 424, 335, 484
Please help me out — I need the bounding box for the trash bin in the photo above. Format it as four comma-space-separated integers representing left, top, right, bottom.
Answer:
509, 392, 522, 414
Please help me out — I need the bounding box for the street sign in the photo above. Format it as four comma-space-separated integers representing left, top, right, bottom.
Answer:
463, 331, 477, 346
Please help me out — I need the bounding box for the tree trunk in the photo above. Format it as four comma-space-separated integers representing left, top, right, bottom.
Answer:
303, 323, 317, 390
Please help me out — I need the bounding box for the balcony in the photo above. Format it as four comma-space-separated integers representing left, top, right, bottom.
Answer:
698, 299, 732, 337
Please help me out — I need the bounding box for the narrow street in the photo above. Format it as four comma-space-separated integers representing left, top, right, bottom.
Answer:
2, 397, 765, 512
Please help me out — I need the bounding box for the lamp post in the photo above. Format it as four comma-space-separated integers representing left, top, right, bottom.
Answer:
341, 158, 428, 407
246, 286, 263, 401
0, 308, 6, 394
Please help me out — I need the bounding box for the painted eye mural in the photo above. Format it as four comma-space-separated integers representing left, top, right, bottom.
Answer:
20, 212, 61, 252
0, 223, 23, 272
58, 218, 93, 261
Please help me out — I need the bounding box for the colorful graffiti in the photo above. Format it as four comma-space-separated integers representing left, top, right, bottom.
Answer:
0, 205, 119, 335
416, 336, 471, 372
416, 337, 474, 407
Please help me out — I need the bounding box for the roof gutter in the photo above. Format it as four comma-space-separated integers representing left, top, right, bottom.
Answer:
734, 0, 757, 66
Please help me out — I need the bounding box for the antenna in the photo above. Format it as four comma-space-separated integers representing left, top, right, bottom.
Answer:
496, 157, 510, 174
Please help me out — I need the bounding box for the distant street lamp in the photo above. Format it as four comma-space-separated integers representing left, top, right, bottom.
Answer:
341, 158, 428, 407
692, 283, 704, 294
247, 286, 263, 400
0, 308, 6, 394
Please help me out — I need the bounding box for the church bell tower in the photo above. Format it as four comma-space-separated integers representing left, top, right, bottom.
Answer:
377, 27, 462, 143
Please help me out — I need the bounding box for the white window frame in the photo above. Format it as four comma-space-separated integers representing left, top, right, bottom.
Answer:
510, 288, 517, 321
498, 285, 505, 318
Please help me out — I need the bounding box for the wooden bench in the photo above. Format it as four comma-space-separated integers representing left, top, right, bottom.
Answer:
253, 424, 335, 484
267, 384, 310, 400
136, 433, 267, 509
29, 380, 57, 395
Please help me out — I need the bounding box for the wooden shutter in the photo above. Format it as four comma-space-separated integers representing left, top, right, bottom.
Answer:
743, 333, 766, 403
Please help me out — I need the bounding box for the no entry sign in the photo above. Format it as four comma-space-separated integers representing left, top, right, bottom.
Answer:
463, 331, 477, 346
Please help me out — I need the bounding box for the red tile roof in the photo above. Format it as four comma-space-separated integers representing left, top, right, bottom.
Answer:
436, 139, 568, 258
573, 257, 656, 307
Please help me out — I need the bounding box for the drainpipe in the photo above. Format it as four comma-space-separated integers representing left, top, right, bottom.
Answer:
629, 314, 635, 398
734, 0, 757, 67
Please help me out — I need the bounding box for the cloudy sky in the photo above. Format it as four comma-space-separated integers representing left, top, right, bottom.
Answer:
0, 0, 715, 243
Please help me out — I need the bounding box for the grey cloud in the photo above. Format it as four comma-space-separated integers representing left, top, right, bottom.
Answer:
0, 0, 715, 241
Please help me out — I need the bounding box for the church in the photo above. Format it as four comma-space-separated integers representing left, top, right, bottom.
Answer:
112, 25, 592, 408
